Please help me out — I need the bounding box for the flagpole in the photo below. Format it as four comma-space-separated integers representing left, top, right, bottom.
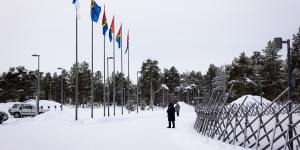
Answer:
75, 5, 79, 121
121, 24, 124, 115
127, 31, 130, 114
107, 53, 110, 117
113, 27, 116, 116
103, 34, 106, 117
91, 21, 94, 118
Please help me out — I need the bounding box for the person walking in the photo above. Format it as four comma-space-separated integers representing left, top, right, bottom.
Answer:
167, 103, 176, 128
175, 103, 180, 117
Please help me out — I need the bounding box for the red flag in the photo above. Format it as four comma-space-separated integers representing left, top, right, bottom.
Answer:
110, 16, 115, 33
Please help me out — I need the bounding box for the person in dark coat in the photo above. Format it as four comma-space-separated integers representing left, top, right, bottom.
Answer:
167, 103, 176, 128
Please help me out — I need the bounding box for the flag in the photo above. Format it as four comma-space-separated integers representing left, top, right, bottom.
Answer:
109, 16, 115, 42
72, 0, 80, 18
125, 30, 129, 54
102, 9, 108, 36
90, 0, 101, 22
116, 24, 122, 48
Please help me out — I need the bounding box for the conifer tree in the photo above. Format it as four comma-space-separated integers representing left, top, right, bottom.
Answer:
139, 59, 161, 105
260, 41, 286, 100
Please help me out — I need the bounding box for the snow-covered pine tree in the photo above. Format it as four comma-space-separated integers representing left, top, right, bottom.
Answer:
204, 64, 218, 96
41, 72, 53, 100
94, 71, 103, 105
249, 51, 264, 95
291, 28, 300, 102
79, 62, 92, 107
51, 72, 60, 101
260, 41, 286, 100
212, 66, 226, 93
227, 52, 256, 101
0, 66, 36, 102
163, 66, 180, 94
67, 61, 92, 106
139, 59, 161, 105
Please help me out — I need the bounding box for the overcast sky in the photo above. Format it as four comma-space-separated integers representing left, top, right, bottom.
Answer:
0, 0, 300, 83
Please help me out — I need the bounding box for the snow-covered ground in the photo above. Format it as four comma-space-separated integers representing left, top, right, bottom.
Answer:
0, 101, 246, 150
230, 95, 271, 105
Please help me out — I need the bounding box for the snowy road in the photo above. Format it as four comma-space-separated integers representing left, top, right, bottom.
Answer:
0, 102, 246, 150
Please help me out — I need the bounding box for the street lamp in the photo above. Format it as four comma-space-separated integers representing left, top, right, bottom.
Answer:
57, 67, 64, 111
32, 54, 40, 115
136, 71, 141, 113
107, 57, 114, 117
197, 90, 200, 105
273, 37, 293, 149
162, 85, 165, 108
175, 86, 180, 102
209, 79, 214, 97
150, 78, 153, 111
273, 37, 292, 101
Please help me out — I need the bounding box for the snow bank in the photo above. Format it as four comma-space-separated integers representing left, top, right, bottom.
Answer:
230, 95, 271, 105
25, 99, 61, 108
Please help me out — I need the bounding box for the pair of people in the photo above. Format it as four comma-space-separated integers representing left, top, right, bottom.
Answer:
166, 102, 180, 128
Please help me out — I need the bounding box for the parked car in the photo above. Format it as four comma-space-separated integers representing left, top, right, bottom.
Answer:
8, 103, 48, 118
0, 111, 9, 124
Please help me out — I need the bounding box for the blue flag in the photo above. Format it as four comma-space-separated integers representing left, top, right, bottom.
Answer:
90, 0, 101, 22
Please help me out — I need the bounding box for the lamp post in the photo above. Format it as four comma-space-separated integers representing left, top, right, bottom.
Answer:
258, 81, 263, 111
49, 82, 52, 100
32, 54, 40, 115
273, 37, 293, 149
107, 57, 114, 117
197, 90, 200, 105
209, 79, 214, 97
162, 85, 165, 108
123, 87, 125, 113
176, 86, 180, 102
136, 71, 141, 113
273, 37, 292, 101
150, 78, 153, 111
57, 67, 64, 111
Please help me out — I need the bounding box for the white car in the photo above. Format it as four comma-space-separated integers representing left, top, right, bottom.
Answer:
8, 103, 48, 118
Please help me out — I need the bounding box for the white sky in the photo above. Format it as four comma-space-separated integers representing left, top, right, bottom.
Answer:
0, 0, 300, 83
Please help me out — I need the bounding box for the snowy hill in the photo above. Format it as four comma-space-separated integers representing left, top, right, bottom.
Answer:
230, 95, 271, 105
25, 99, 62, 108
